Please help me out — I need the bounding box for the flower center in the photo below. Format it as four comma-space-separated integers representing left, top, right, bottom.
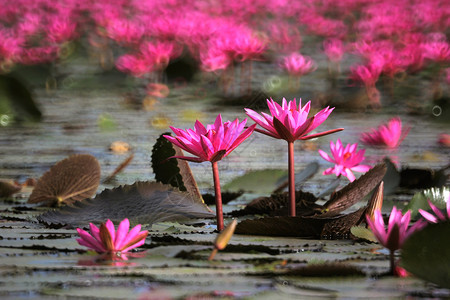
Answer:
343, 152, 352, 161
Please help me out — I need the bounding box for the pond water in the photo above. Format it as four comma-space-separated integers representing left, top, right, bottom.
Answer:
0, 60, 449, 299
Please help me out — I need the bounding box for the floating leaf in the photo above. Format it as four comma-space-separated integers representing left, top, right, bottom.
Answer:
284, 262, 365, 277
401, 221, 450, 288
28, 154, 101, 206
320, 163, 386, 217
103, 153, 134, 183
223, 169, 287, 194
98, 113, 116, 131
350, 226, 377, 242
151, 133, 203, 202
0, 180, 22, 198
404, 187, 450, 218
109, 141, 130, 153
38, 181, 215, 226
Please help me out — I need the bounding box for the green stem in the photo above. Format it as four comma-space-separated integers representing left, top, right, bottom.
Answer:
288, 141, 296, 217
212, 162, 224, 231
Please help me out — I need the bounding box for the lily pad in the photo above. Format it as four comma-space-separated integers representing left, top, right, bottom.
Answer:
28, 154, 101, 206
223, 169, 287, 194
401, 221, 450, 288
38, 181, 214, 226
404, 187, 450, 218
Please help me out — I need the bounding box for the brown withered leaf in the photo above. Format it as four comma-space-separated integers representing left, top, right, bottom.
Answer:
38, 181, 215, 227
235, 208, 366, 238
365, 181, 384, 221
230, 190, 321, 217
28, 154, 101, 206
319, 163, 386, 217
0, 180, 22, 198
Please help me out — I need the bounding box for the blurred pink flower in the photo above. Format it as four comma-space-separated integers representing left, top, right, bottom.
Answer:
323, 38, 344, 62
366, 207, 424, 252
438, 133, 450, 147
360, 117, 410, 148
349, 61, 382, 87
245, 98, 341, 143
77, 219, 148, 254
419, 196, 450, 223
319, 139, 371, 182
280, 53, 316, 77
164, 114, 256, 163
116, 54, 152, 77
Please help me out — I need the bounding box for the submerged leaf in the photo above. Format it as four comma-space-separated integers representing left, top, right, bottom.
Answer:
38, 181, 214, 226
273, 162, 320, 193
28, 154, 101, 206
401, 221, 450, 288
223, 169, 287, 194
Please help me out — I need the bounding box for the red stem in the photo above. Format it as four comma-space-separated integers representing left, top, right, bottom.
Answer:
212, 162, 224, 231
288, 141, 296, 217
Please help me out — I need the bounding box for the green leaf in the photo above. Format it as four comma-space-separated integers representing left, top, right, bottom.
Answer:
404, 187, 449, 219
401, 221, 450, 288
350, 226, 377, 242
223, 169, 287, 194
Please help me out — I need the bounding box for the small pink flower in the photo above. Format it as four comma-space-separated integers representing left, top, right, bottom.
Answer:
366, 207, 425, 252
76, 219, 148, 254
419, 196, 450, 223
164, 114, 256, 163
280, 53, 316, 77
323, 38, 344, 62
438, 133, 450, 148
360, 117, 410, 148
319, 139, 371, 182
349, 61, 382, 87
245, 98, 341, 143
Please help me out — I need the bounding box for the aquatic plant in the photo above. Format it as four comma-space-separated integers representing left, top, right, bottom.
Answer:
76, 218, 148, 254
164, 114, 256, 230
419, 195, 450, 223
245, 98, 342, 216
366, 207, 425, 275
318, 139, 371, 182
360, 117, 410, 149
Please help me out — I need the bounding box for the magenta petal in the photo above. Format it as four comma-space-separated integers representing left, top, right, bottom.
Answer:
77, 228, 106, 252
114, 218, 130, 250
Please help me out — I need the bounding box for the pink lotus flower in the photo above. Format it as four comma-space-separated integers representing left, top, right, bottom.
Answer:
245, 98, 342, 216
76, 219, 148, 254
164, 114, 256, 163
438, 133, 450, 148
245, 98, 340, 143
366, 207, 425, 274
323, 38, 344, 63
360, 117, 410, 149
419, 196, 450, 223
280, 53, 316, 77
165, 115, 256, 231
319, 139, 371, 182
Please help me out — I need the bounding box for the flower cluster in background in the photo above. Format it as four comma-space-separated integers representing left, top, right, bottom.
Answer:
1, 0, 449, 106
